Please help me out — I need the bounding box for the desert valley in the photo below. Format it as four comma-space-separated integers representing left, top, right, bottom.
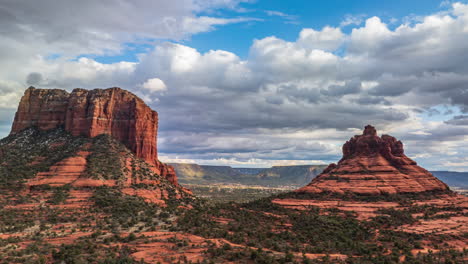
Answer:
1, 1, 468, 263
0, 87, 466, 263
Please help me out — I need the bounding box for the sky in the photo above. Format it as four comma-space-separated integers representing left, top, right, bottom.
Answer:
0, 0, 468, 171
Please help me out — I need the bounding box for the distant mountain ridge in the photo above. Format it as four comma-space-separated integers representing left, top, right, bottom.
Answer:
431, 171, 468, 188
234, 168, 266, 175
170, 163, 327, 187
171, 163, 467, 190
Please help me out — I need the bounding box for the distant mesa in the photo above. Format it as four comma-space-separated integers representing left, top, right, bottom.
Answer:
10, 86, 177, 185
171, 163, 327, 187
297, 125, 449, 195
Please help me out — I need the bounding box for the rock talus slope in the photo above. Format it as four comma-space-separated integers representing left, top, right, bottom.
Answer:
297, 125, 449, 195
10, 86, 177, 185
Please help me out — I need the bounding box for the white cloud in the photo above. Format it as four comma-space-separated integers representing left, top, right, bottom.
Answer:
340, 14, 366, 27
297, 27, 345, 51
349, 17, 393, 54
264, 10, 299, 24
181, 16, 260, 35
142, 78, 167, 93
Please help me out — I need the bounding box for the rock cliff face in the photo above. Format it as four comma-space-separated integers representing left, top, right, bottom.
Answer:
297, 125, 449, 195
10, 86, 177, 185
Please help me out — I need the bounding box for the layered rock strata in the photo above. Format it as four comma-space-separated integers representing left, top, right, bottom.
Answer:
10, 86, 177, 185
297, 125, 449, 195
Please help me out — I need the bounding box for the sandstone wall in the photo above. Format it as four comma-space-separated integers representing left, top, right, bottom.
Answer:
11, 86, 177, 185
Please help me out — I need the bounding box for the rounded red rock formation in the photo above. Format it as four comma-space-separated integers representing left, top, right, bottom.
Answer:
297, 125, 449, 195
10, 86, 178, 185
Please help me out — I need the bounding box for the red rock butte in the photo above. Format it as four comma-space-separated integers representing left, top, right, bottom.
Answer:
297, 125, 449, 195
10, 86, 177, 185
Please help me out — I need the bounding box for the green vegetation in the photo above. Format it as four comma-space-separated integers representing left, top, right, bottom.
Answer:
172, 193, 467, 263
1, 183, 466, 263
47, 184, 71, 204
91, 186, 161, 226
0, 208, 35, 233
84, 134, 126, 181
369, 204, 466, 228
1, 128, 466, 263
370, 208, 417, 227
0, 128, 86, 189
175, 200, 377, 257
186, 184, 288, 203
51, 241, 139, 264
276, 189, 454, 203
290, 210, 373, 254
84, 134, 185, 193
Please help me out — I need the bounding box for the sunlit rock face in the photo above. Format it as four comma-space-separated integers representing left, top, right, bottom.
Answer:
10, 86, 177, 185
297, 125, 449, 195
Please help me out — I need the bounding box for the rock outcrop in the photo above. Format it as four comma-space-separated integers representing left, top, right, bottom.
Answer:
10, 86, 178, 185
297, 125, 449, 195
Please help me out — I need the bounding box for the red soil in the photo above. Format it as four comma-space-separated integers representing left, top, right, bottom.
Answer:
27, 151, 90, 187
272, 198, 399, 220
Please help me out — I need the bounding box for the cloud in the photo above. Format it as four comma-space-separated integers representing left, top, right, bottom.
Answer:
142, 78, 167, 93
0, 0, 254, 51
26, 73, 43, 86
181, 16, 261, 35
320, 79, 362, 97
297, 27, 345, 51
340, 14, 366, 27
348, 16, 393, 55
1, 2, 468, 170
445, 115, 468, 126
440, 0, 454, 7
264, 10, 299, 24
0, 0, 259, 98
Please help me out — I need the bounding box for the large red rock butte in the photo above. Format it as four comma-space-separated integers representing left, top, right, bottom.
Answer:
10, 86, 177, 185
297, 125, 449, 195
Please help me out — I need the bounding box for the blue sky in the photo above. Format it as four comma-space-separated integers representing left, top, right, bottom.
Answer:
93, 0, 454, 63
1, 0, 468, 170
190, 0, 449, 56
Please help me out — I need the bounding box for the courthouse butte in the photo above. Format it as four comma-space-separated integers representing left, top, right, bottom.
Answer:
10, 86, 179, 186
